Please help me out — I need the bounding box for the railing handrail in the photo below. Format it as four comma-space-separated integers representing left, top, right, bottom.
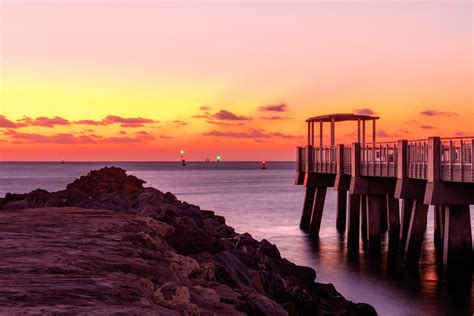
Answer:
441, 136, 474, 140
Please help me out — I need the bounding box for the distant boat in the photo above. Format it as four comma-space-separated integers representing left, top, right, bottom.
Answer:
61, 158, 65, 164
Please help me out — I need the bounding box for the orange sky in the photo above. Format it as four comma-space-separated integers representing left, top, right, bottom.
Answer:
0, 1, 472, 161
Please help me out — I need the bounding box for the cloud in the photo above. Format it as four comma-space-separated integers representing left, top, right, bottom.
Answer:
454, 131, 472, 137
205, 120, 244, 126
74, 119, 107, 126
420, 125, 437, 129
212, 110, 252, 121
4, 129, 155, 144
260, 116, 291, 120
192, 114, 211, 119
376, 130, 402, 138
19, 116, 71, 128
258, 103, 288, 112
103, 115, 156, 128
353, 108, 376, 116
419, 110, 457, 117
5, 130, 91, 144
74, 115, 157, 128
404, 120, 419, 124
398, 129, 411, 134
159, 135, 173, 139
0, 115, 26, 128
203, 128, 301, 140
199, 106, 211, 111
172, 120, 188, 126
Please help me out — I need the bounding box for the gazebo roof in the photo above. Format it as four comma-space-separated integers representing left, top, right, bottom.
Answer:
305, 113, 379, 123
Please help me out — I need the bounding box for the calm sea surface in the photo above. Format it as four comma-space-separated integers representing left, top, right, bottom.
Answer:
0, 162, 472, 316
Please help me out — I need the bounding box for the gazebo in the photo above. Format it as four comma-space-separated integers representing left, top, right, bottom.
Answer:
305, 113, 379, 146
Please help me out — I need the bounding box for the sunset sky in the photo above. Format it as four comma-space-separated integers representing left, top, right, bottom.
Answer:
1, 1, 472, 161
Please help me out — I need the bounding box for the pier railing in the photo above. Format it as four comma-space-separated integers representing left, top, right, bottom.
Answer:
313, 145, 337, 173
296, 136, 474, 183
441, 137, 474, 182
360, 142, 398, 177
407, 140, 428, 180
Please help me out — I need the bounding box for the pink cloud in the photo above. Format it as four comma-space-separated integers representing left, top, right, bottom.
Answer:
260, 116, 291, 120
19, 116, 70, 128
0, 115, 26, 128
353, 108, 376, 116
203, 128, 301, 139
212, 110, 252, 121
419, 109, 457, 117
74, 119, 107, 126
258, 103, 288, 112
205, 120, 244, 126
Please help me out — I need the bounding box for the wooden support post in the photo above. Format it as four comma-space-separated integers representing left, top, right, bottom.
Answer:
360, 194, 368, 242
357, 119, 361, 143
308, 187, 327, 237
443, 205, 472, 280
403, 199, 428, 267
400, 198, 413, 249
366, 194, 383, 254
434, 205, 444, 250
336, 190, 347, 233
380, 197, 388, 233
372, 119, 376, 143
330, 118, 335, 146
347, 194, 360, 249
362, 120, 366, 144
300, 187, 316, 231
386, 194, 400, 251
319, 120, 323, 147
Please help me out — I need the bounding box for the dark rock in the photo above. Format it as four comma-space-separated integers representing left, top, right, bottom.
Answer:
257, 239, 281, 260
3, 200, 30, 211
168, 225, 224, 255
0, 167, 377, 315
66, 167, 145, 197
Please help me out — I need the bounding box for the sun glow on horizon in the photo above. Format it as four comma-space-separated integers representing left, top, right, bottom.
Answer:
1, 1, 472, 161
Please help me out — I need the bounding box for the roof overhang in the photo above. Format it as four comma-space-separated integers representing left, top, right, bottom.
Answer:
305, 113, 379, 123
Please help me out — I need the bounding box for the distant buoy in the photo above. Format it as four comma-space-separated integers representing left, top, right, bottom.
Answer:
61, 158, 65, 164
182, 159, 186, 166
261, 160, 267, 169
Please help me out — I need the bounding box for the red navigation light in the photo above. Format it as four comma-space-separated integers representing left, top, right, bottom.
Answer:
262, 160, 266, 164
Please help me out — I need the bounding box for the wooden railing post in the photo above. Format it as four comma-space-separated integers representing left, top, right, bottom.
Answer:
397, 140, 408, 179
306, 145, 314, 173
428, 137, 441, 182
296, 147, 303, 171
336, 144, 344, 175
351, 143, 361, 177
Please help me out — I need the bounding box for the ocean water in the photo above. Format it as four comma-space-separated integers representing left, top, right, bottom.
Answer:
0, 161, 472, 316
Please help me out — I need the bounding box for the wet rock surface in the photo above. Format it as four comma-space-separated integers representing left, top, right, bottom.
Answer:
0, 167, 377, 315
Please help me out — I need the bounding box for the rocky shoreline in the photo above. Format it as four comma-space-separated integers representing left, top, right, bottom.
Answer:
0, 167, 376, 315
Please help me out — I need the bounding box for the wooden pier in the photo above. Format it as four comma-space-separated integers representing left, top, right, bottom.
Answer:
295, 114, 473, 280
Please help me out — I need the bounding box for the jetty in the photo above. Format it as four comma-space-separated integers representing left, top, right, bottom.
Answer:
295, 113, 473, 279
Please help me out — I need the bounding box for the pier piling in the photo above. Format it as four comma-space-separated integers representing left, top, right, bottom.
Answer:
443, 205, 472, 280
300, 187, 316, 232
403, 200, 428, 267
336, 190, 347, 232
347, 194, 360, 247
308, 187, 327, 237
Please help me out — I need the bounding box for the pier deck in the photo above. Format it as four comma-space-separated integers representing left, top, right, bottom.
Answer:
295, 113, 473, 280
